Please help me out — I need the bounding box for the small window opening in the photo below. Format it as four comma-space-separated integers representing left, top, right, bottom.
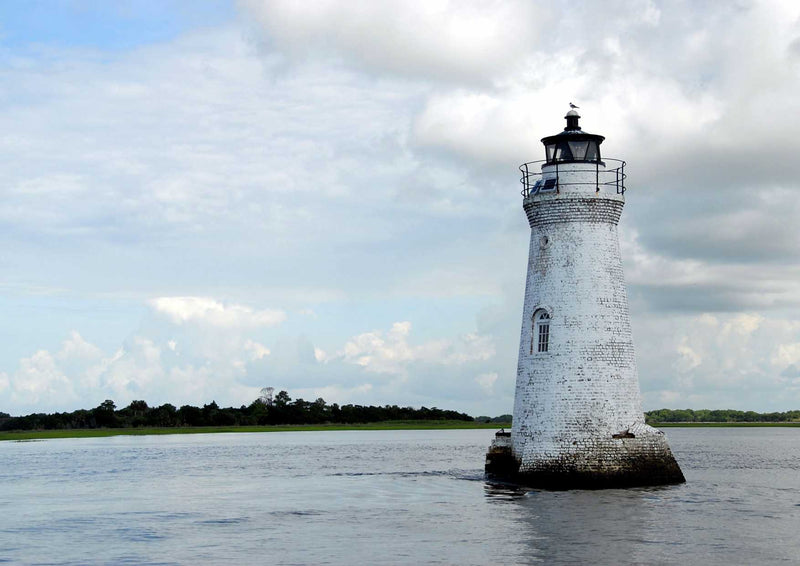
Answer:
537, 312, 550, 352
541, 178, 557, 192
530, 311, 551, 354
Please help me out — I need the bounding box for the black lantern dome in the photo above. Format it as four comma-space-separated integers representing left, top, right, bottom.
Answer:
541, 110, 604, 164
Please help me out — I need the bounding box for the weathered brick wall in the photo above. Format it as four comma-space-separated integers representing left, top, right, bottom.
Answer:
510, 164, 680, 479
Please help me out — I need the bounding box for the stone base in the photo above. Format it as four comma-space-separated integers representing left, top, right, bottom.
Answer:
485, 427, 686, 490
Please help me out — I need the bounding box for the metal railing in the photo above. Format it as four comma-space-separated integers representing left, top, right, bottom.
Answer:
519, 159, 626, 198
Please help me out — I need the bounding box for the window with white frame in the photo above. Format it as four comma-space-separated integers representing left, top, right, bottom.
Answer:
530, 311, 551, 354
537, 312, 550, 353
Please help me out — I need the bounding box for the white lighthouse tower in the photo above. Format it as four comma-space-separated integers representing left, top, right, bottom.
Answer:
486, 109, 684, 488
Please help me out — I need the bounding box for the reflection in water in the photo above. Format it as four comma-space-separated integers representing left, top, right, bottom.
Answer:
518, 488, 663, 565
477, 428, 800, 565
483, 481, 530, 500
484, 481, 666, 564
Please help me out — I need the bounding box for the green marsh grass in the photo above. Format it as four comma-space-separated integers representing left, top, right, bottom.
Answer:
0, 420, 510, 442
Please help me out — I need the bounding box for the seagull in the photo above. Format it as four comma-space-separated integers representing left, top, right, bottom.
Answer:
569, 102, 579, 109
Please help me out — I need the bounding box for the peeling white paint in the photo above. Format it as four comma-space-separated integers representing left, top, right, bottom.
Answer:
510, 161, 681, 479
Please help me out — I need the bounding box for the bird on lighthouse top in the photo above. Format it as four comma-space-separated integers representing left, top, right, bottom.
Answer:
569, 102, 579, 109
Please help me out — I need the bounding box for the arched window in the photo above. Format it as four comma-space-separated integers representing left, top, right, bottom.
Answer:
530, 311, 551, 354
537, 312, 551, 352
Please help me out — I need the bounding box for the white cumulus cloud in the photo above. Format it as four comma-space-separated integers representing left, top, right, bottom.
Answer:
242, 0, 549, 83
244, 339, 271, 361
149, 297, 286, 328
339, 321, 496, 376
475, 372, 498, 394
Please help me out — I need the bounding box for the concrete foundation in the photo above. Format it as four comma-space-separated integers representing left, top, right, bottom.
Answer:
486, 427, 684, 489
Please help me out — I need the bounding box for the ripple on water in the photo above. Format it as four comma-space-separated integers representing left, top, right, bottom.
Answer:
197, 517, 249, 525
1, 427, 799, 565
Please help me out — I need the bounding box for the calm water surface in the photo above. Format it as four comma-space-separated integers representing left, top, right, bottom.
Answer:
2, 428, 799, 565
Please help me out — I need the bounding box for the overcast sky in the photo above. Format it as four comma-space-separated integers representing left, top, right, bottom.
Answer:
2, 0, 800, 416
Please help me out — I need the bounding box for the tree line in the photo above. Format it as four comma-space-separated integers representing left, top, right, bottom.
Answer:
0, 391, 474, 431
475, 414, 512, 424
645, 408, 800, 423
6, 401, 798, 431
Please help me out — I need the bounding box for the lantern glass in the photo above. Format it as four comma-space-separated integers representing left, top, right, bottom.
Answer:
585, 141, 599, 161
568, 141, 589, 160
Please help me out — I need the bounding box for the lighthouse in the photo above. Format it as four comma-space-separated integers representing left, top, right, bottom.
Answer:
485, 109, 684, 488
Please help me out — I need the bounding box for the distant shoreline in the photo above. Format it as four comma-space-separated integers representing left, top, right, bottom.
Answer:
0, 420, 510, 442
5, 420, 800, 441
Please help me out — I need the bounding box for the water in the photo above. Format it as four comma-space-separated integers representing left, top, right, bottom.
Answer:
2, 428, 799, 565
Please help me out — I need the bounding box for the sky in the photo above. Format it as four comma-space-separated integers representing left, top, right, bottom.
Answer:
2, 0, 800, 417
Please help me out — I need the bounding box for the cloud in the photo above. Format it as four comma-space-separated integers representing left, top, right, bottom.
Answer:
637, 312, 800, 410
0, 316, 507, 415
623, 226, 800, 313
11, 350, 75, 407
57, 330, 104, 362
772, 342, 800, 368
239, 0, 800, 326
101, 337, 164, 399
5, 1, 800, 417
242, 0, 549, 83
0, 331, 261, 414
1, 331, 121, 410
244, 339, 271, 361
633, 188, 800, 265
475, 372, 498, 394
149, 297, 286, 328
339, 321, 495, 375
